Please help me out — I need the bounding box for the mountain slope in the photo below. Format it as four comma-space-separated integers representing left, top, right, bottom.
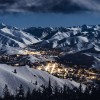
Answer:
0, 24, 99, 68
0, 64, 83, 95
25, 25, 100, 51
24, 25, 100, 69
0, 24, 40, 48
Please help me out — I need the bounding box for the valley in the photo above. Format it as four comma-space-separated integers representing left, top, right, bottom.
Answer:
0, 48, 99, 84
0, 23, 100, 94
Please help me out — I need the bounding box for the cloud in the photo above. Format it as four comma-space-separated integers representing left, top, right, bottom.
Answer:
73, 0, 100, 12
0, 0, 100, 13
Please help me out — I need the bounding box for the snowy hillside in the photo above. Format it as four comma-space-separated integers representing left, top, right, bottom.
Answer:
0, 64, 83, 95
0, 23, 99, 69
25, 25, 100, 51
0, 23, 40, 48
24, 25, 100, 69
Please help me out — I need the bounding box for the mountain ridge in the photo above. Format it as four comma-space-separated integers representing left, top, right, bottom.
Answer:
24, 25, 100, 69
0, 23, 100, 68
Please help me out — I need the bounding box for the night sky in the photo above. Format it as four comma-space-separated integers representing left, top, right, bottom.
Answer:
0, 0, 100, 28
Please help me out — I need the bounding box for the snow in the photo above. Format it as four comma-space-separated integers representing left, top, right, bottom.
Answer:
53, 41, 58, 48
29, 55, 39, 63
92, 57, 100, 69
0, 64, 85, 95
29, 55, 54, 63
0, 26, 41, 48
19, 31, 41, 44
51, 32, 70, 40
1, 28, 14, 36
0, 25, 42, 54
82, 31, 88, 35
78, 36, 89, 43
94, 47, 100, 51
41, 32, 48, 39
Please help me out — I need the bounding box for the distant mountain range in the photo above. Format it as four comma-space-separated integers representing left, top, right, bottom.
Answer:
0, 23, 41, 47
0, 23, 100, 69
0, 23, 41, 54
24, 25, 100, 69
24, 25, 100, 51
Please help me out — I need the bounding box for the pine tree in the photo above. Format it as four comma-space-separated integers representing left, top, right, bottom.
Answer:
42, 86, 47, 100
26, 88, 31, 100
14, 69, 17, 74
54, 81, 59, 100
47, 78, 52, 96
16, 84, 25, 100
3, 84, 11, 100
84, 85, 90, 100
62, 83, 68, 100
31, 88, 42, 100
35, 80, 38, 85
78, 83, 83, 100
54, 81, 59, 95
79, 83, 82, 93
42, 78, 52, 100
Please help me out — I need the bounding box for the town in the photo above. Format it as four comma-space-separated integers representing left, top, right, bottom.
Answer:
0, 49, 100, 84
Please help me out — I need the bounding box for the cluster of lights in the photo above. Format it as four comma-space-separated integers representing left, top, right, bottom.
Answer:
36, 62, 100, 81
10, 49, 100, 82
23, 50, 41, 55
37, 62, 70, 78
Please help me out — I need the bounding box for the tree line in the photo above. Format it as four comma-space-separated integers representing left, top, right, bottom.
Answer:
1, 79, 100, 100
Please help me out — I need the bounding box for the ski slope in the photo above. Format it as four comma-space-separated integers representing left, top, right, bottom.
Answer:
0, 64, 85, 95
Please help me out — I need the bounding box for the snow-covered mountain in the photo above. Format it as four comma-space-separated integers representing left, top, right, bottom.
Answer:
1, 24, 100, 54
24, 25, 100, 69
24, 25, 100, 51
0, 23, 40, 49
0, 64, 83, 95
0, 23, 99, 68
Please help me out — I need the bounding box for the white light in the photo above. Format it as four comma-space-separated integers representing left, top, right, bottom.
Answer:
51, 64, 56, 74
45, 63, 50, 71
